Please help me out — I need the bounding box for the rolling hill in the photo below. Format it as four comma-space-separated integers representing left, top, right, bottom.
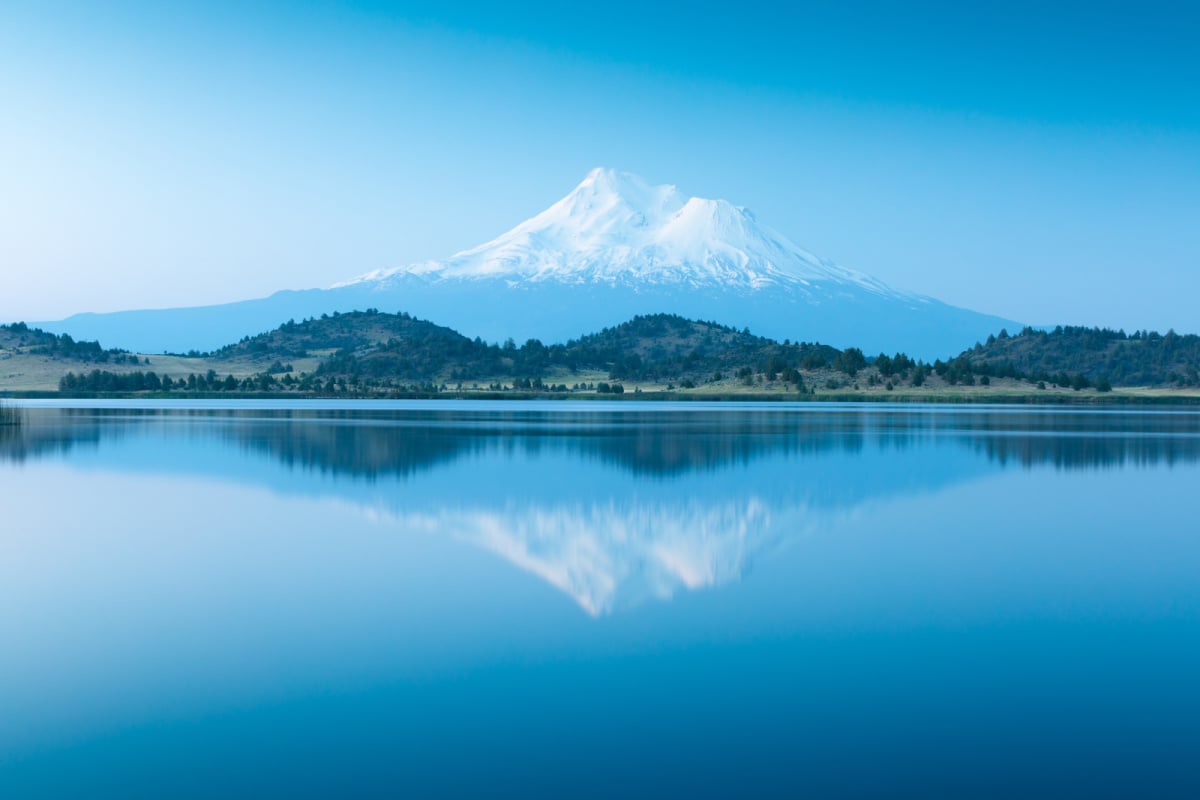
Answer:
963, 326, 1200, 387
6, 309, 1198, 398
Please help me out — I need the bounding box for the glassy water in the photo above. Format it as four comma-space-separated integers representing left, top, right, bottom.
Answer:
1, 401, 1198, 798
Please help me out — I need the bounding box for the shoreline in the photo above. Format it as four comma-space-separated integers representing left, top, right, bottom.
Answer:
5, 389, 1200, 406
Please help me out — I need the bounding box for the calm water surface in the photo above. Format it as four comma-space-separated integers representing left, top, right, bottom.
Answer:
1, 401, 1198, 798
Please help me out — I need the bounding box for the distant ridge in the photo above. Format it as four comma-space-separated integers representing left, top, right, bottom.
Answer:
36, 168, 1018, 358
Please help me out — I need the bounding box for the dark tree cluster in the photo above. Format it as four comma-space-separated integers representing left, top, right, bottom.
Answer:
927, 354, 1102, 392
58, 369, 273, 394
966, 325, 1199, 387
561, 314, 834, 384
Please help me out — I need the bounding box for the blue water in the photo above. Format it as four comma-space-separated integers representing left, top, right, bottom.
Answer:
1, 402, 1198, 798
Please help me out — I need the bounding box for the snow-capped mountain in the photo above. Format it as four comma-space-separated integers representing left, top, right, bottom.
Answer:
38, 168, 1017, 356
341, 167, 897, 295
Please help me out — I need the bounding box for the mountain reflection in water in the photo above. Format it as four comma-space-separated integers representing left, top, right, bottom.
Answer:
6, 403, 1200, 614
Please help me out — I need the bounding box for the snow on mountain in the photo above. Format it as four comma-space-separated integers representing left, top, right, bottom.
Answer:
36, 167, 1018, 357
338, 167, 903, 297
394, 496, 788, 617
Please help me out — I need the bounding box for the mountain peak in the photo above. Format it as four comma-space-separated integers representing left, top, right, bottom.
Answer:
341, 167, 901, 296
575, 166, 669, 201
548, 167, 682, 234
579, 165, 637, 187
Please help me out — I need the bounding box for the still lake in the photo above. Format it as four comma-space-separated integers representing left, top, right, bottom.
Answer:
1, 401, 1198, 798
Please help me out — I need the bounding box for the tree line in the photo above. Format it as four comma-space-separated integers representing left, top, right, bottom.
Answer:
60, 370, 267, 393
34, 310, 1200, 396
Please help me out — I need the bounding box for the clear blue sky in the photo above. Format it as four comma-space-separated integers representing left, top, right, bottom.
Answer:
2, 0, 1197, 331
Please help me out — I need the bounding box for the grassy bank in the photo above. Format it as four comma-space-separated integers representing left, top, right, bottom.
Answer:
5, 385, 1200, 405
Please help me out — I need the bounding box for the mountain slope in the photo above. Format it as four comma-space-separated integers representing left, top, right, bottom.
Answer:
36, 168, 1018, 358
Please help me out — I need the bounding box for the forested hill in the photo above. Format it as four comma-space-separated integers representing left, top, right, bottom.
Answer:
209, 309, 470, 361
212, 310, 841, 386
961, 326, 1200, 388
563, 314, 839, 383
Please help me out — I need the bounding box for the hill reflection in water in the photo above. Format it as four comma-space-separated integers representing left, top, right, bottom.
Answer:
7, 404, 1200, 474
6, 403, 1200, 614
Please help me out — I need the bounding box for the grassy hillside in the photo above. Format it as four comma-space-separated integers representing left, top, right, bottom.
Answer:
0, 322, 136, 364
1, 322, 147, 391
0, 321, 299, 392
